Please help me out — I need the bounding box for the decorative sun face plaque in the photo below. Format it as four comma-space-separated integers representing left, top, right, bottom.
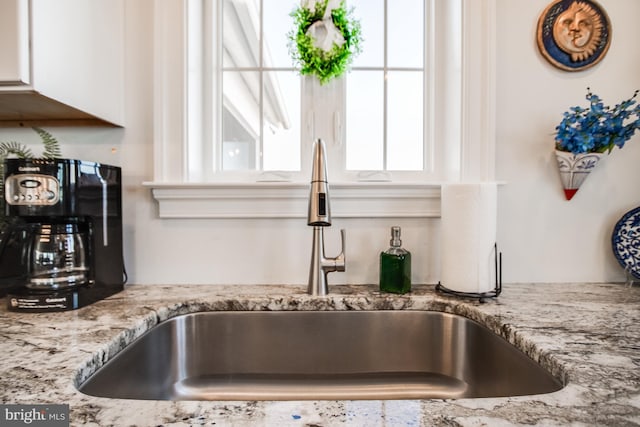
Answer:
537, 0, 611, 71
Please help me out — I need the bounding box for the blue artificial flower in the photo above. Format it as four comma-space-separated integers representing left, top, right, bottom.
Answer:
555, 89, 640, 155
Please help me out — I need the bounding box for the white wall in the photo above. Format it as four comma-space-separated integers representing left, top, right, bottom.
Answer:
1, 0, 638, 285
496, 0, 640, 283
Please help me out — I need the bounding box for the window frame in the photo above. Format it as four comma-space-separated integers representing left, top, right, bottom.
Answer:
146, 0, 497, 219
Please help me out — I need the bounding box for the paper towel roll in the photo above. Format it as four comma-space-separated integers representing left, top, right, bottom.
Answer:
440, 183, 497, 293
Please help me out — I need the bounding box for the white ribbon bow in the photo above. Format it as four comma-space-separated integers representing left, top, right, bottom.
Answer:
302, 0, 346, 53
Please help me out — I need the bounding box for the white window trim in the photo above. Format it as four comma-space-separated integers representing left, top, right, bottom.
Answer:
145, 0, 496, 219
150, 181, 442, 219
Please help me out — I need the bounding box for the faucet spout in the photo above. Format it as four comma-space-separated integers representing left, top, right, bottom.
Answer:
308, 139, 331, 226
306, 139, 346, 295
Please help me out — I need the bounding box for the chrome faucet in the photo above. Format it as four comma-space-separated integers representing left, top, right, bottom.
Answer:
307, 138, 346, 296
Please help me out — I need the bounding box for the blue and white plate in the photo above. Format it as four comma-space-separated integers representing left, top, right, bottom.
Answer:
612, 206, 640, 279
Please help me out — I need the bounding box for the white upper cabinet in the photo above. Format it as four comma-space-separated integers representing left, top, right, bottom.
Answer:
0, 0, 124, 127
0, 0, 30, 85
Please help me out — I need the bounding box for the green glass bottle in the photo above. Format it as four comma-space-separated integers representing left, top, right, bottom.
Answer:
379, 226, 411, 294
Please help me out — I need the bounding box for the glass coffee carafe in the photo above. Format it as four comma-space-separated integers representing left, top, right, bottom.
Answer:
28, 222, 90, 290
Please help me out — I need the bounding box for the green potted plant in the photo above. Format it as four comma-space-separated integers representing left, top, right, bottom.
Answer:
554, 88, 640, 200
0, 128, 62, 229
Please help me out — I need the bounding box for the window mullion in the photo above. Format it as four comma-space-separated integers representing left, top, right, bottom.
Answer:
331, 77, 346, 181
383, 0, 389, 172
300, 76, 314, 180
303, 76, 342, 180
257, 0, 264, 172
206, 0, 220, 179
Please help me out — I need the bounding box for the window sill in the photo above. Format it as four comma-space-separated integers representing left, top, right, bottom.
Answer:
143, 181, 442, 219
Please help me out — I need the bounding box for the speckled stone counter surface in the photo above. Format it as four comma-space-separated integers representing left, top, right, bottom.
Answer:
1, 283, 639, 426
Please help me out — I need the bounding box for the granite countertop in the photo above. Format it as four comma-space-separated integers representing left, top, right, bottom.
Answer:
0, 283, 639, 426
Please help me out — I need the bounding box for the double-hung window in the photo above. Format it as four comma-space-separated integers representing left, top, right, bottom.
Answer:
219, 0, 426, 182
149, 0, 496, 219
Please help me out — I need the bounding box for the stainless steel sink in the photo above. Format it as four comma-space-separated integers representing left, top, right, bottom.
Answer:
78, 311, 563, 401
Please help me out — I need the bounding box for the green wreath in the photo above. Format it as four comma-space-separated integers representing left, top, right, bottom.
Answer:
289, 0, 362, 85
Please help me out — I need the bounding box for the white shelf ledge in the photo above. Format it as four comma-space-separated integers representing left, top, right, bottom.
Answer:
144, 182, 443, 219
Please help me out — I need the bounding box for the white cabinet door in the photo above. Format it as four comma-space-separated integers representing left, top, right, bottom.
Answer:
0, 0, 124, 126
0, 0, 30, 85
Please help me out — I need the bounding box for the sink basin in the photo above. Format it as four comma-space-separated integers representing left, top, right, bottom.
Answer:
78, 310, 563, 400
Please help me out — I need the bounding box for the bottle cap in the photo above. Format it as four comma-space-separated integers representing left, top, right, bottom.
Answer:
390, 226, 402, 247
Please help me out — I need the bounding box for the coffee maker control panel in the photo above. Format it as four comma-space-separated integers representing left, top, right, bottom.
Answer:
5, 174, 60, 206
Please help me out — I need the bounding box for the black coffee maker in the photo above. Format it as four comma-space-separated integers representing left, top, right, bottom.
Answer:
0, 158, 125, 312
